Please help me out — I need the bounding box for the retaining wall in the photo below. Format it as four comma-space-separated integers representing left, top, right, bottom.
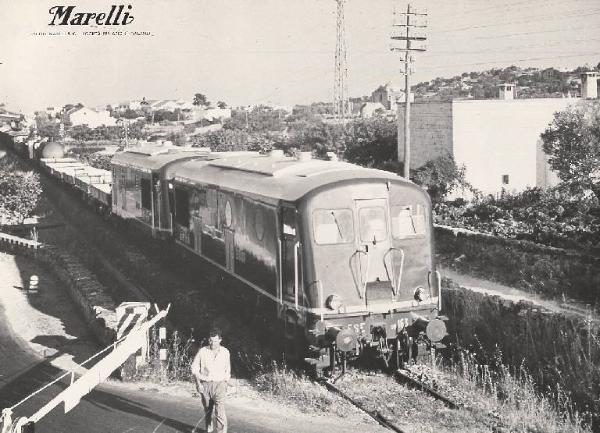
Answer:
0, 232, 117, 346
435, 225, 600, 304
443, 283, 600, 418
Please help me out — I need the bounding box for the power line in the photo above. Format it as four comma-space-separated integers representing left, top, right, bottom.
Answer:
476, 23, 600, 39
416, 52, 600, 72
431, 9, 600, 34
440, 0, 592, 19
430, 37, 600, 56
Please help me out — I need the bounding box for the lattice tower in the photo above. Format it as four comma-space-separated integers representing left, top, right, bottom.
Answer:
333, 0, 349, 121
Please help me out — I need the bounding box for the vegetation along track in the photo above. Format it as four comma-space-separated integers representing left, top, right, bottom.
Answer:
17, 150, 474, 431
314, 360, 462, 432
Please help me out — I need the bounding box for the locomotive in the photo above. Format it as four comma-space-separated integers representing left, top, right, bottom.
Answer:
110, 144, 447, 372
8, 135, 446, 373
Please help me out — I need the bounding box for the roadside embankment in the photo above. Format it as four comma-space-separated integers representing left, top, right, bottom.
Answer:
443, 281, 600, 425
436, 225, 600, 304
0, 232, 117, 346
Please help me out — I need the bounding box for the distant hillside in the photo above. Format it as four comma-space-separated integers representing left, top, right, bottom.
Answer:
413, 64, 600, 101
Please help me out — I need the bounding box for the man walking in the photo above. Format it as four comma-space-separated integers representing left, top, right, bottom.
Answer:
191, 328, 231, 433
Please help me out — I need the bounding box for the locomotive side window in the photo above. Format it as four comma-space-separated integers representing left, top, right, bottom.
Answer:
313, 209, 354, 245
174, 187, 190, 227
391, 204, 426, 238
254, 207, 265, 241
358, 207, 387, 243
224, 200, 233, 227
205, 189, 218, 227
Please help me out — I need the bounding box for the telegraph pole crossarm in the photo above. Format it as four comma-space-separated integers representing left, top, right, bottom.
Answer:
390, 2, 427, 180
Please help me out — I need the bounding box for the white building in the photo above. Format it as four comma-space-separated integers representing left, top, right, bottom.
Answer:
397, 93, 593, 195
67, 107, 117, 128
190, 106, 232, 122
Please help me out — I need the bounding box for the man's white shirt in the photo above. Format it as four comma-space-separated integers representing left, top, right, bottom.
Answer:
191, 346, 231, 382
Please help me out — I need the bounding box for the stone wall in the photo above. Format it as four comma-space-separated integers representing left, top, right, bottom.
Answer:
397, 101, 454, 168
0, 232, 117, 346
435, 225, 600, 304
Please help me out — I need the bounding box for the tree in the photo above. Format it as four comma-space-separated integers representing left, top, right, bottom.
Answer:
217, 101, 227, 109
541, 101, 600, 199
193, 93, 209, 107
412, 155, 470, 203
122, 108, 140, 119
37, 122, 61, 141
343, 117, 397, 168
69, 124, 94, 140
0, 170, 43, 225
224, 106, 287, 133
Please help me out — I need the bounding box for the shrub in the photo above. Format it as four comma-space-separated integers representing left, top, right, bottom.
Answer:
436, 186, 600, 251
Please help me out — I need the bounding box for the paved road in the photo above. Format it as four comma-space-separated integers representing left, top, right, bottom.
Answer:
0, 252, 384, 433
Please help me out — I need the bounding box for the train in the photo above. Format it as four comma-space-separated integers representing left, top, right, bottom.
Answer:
5, 134, 447, 374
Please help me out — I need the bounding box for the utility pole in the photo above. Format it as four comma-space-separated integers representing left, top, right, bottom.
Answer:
391, 3, 427, 179
124, 120, 129, 147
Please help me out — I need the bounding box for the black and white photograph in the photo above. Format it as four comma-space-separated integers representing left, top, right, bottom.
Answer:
0, 1, 599, 432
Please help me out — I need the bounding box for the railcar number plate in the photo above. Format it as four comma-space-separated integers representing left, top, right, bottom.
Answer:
347, 317, 411, 336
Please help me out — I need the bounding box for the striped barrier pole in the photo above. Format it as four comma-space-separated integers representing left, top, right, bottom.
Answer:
28, 276, 39, 295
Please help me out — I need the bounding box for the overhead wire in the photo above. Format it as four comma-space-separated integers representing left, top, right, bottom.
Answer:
430, 9, 600, 34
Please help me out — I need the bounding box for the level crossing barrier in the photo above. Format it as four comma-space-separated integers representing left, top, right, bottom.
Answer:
0, 304, 170, 433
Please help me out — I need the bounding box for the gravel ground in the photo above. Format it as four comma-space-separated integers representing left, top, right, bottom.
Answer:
334, 370, 497, 433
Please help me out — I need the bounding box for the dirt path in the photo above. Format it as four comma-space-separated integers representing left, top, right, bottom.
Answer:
439, 265, 598, 319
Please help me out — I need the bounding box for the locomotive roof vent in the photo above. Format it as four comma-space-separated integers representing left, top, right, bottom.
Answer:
297, 151, 312, 161
268, 149, 285, 158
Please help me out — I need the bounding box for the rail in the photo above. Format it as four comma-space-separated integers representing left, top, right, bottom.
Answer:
394, 368, 460, 409
321, 380, 407, 433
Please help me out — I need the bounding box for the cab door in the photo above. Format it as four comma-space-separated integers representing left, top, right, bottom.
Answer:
353, 198, 394, 304
280, 206, 301, 307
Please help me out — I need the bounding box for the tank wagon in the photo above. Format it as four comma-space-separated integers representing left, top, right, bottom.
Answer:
112, 146, 447, 372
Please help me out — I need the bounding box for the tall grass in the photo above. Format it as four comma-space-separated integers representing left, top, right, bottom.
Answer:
444, 344, 591, 432
134, 328, 196, 384
444, 285, 599, 431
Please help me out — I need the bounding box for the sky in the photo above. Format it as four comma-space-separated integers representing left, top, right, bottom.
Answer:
0, 0, 599, 113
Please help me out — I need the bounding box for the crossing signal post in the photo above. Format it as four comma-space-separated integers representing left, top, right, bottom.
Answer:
391, 3, 427, 179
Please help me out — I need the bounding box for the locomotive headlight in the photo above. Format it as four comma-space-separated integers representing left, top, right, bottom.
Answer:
426, 318, 447, 343
414, 287, 426, 302
325, 294, 344, 310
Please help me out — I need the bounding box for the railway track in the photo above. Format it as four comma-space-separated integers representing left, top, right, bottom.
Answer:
318, 364, 462, 433
395, 368, 461, 409
4, 144, 466, 432
322, 379, 408, 433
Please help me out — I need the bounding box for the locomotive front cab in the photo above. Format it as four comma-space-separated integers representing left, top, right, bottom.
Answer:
300, 178, 445, 368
